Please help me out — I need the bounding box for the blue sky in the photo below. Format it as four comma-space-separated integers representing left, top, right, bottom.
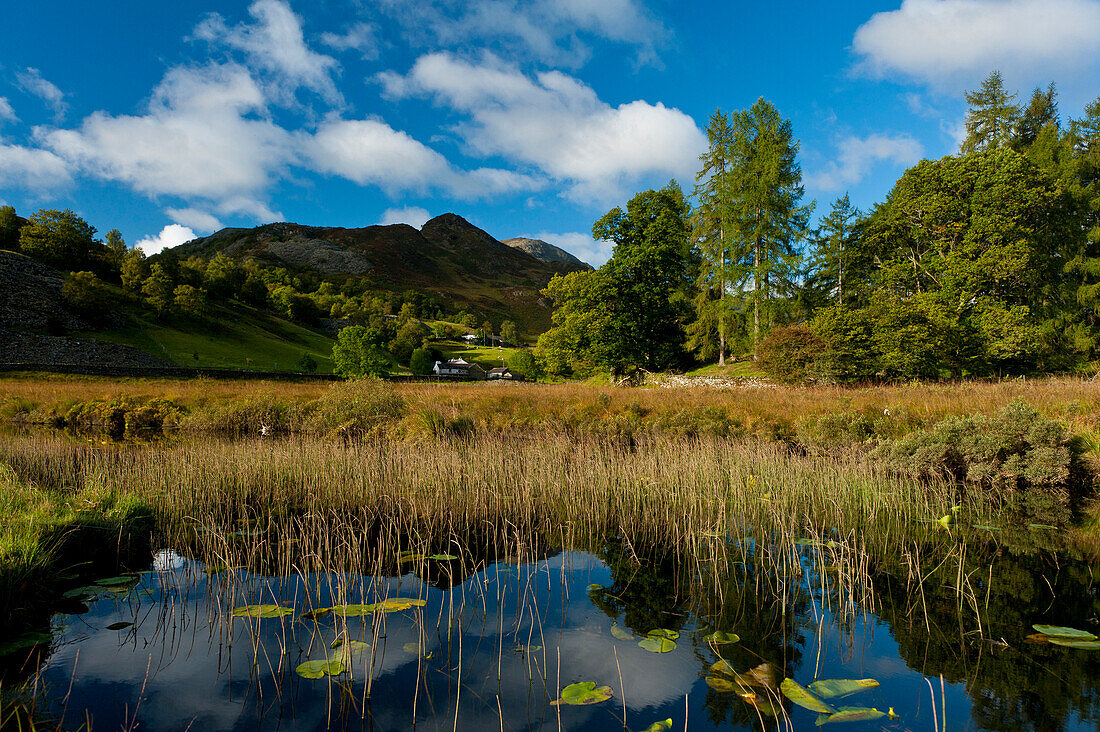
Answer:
1, 0, 1098, 266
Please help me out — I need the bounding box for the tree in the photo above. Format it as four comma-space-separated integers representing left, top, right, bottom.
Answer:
333, 325, 391, 378
141, 263, 175, 316
103, 229, 127, 272
478, 320, 493, 345
409, 348, 433, 375
61, 271, 110, 324
173, 284, 207, 316
18, 209, 101, 269
0, 206, 23, 252
120, 249, 149, 293
391, 319, 430, 364
810, 195, 860, 306
962, 71, 1020, 153
500, 319, 519, 346
727, 99, 811, 357
692, 109, 738, 364
297, 353, 318, 373
203, 254, 243, 300
1014, 83, 1059, 151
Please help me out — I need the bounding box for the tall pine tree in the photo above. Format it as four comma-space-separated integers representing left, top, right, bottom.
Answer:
810, 194, 860, 306
728, 98, 811, 358
962, 71, 1021, 153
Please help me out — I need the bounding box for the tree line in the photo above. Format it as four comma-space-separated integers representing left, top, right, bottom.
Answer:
537, 72, 1100, 382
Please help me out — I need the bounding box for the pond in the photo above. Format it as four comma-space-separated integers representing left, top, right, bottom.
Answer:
14, 532, 1100, 731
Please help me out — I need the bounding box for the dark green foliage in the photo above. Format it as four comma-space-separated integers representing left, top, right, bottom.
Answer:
500, 319, 518, 346
505, 349, 539, 381
1014, 83, 1059, 150
333, 325, 391, 378
392, 319, 430, 365
120, 249, 149, 293
0, 205, 22, 251
297, 353, 318, 373
409, 348, 433, 375
18, 209, 103, 270
962, 71, 1020, 153
141, 264, 175, 317
873, 402, 1080, 504
173, 284, 207, 316
756, 325, 825, 385
61, 271, 111, 325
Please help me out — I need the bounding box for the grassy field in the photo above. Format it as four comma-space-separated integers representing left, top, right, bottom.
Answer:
76, 305, 336, 373
434, 339, 526, 369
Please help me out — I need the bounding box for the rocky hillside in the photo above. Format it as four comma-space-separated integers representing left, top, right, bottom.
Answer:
501, 238, 591, 269
174, 214, 589, 332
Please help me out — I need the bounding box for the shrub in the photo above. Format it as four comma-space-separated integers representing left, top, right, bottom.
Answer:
309, 379, 405, 437
795, 411, 874, 451
757, 326, 826, 384
873, 401, 1085, 507
409, 348, 433, 375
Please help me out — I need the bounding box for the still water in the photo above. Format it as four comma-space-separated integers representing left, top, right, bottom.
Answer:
23, 536, 1100, 731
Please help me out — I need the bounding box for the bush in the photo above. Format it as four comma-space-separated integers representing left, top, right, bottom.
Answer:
795, 411, 874, 451
409, 348, 433, 375
873, 401, 1085, 507
309, 379, 406, 437
757, 326, 826, 384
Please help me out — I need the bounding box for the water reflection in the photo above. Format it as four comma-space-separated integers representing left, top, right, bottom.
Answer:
12, 534, 1100, 731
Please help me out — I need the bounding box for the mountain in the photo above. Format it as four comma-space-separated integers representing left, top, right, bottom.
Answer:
501, 238, 591, 269
174, 214, 587, 333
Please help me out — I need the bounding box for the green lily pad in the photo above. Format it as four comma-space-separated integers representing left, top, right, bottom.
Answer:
1032, 625, 1097, 639
399, 554, 425, 563
706, 676, 739, 692
329, 604, 375, 617
808, 679, 880, 699
62, 586, 103, 599
428, 554, 458, 561
513, 644, 542, 653
551, 681, 613, 706
301, 607, 332, 620
705, 631, 740, 645
815, 707, 886, 725
639, 629, 678, 653
0, 632, 52, 656
780, 678, 835, 714
231, 604, 294, 619
106, 622, 134, 631
95, 576, 139, 587
1047, 638, 1100, 649
295, 658, 346, 679
641, 720, 673, 732
370, 598, 427, 612
610, 623, 634, 641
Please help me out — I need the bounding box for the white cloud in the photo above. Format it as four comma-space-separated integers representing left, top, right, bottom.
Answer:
535, 230, 609, 267
0, 98, 16, 123
852, 0, 1100, 88
166, 207, 224, 233
0, 142, 72, 190
805, 133, 924, 191
304, 116, 543, 198
320, 22, 379, 60
193, 0, 342, 105
378, 206, 431, 228
42, 63, 293, 214
373, 0, 665, 68
386, 53, 705, 202
136, 224, 198, 254
16, 68, 67, 119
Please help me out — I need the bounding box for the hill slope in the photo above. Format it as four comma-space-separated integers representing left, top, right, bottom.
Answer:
174, 214, 587, 334
501, 238, 590, 269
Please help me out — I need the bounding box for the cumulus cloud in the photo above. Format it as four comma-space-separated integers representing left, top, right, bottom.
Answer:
320, 22, 379, 60
0, 142, 72, 190
42, 63, 293, 213
384, 53, 706, 202
852, 0, 1100, 88
378, 206, 431, 228
166, 207, 224, 233
0, 98, 16, 123
16, 68, 67, 119
805, 133, 924, 191
193, 0, 342, 105
534, 230, 609, 267
304, 117, 543, 198
373, 0, 666, 68
136, 224, 198, 254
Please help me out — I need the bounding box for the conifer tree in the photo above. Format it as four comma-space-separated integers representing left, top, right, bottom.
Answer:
962, 71, 1021, 153
811, 195, 859, 306
1014, 83, 1059, 151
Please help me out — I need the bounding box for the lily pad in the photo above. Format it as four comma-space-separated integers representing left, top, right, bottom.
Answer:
295, 658, 345, 679
328, 604, 375, 617
1047, 638, 1100, 649
369, 598, 427, 613
705, 631, 740, 645
399, 554, 425, 563
0, 632, 52, 656
106, 622, 134, 631
95, 576, 139, 587
808, 679, 880, 700
231, 604, 294, 619
301, 607, 332, 620
62, 586, 104, 600
641, 720, 673, 732
815, 707, 886, 725
639, 629, 678, 653
780, 678, 836, 714
1032, 625, 1097, 640
610, 623, 634, 641
551, 681, 613, 706
428, 554, 458, 561
706, 676, 739, 692
739, 692, 782, 716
